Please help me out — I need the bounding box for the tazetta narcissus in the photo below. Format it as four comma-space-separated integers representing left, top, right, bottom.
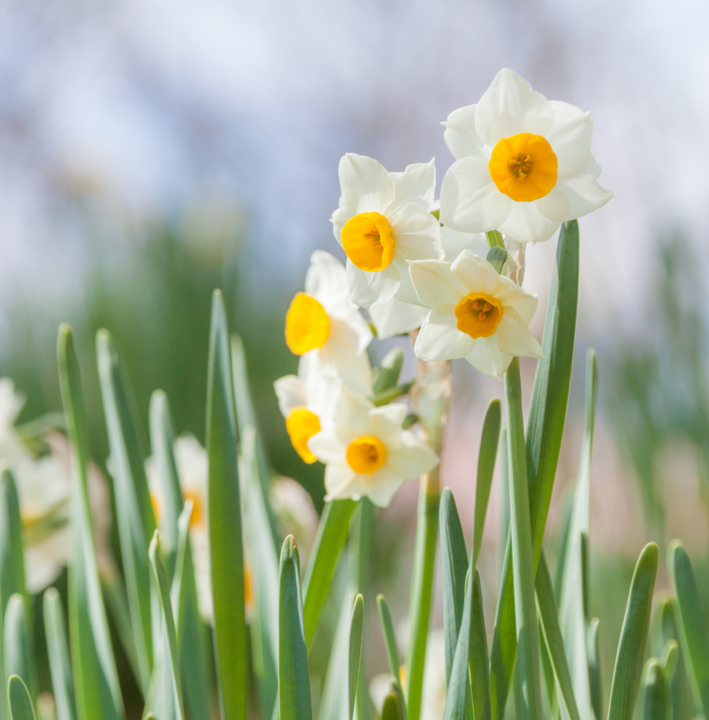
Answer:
331, 154, 443, 338
409, 250, 543, 378
440, 68, 612, 243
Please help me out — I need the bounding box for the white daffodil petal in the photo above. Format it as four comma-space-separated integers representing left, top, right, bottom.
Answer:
465, 336, 513, 379
393, 258, 424, 306
474, 68, 554, 147
491, 276, 539, 325
547, 100, 593, 148
534, 187, 570, 224
415, 307, 475, 362
319, 330, 373, 396
409, 259, 468, 308
555, 143, 591, 179
305, 250, 350, 305
324, 464, 359, 499
498, 201, 561, 244
443, 104, 488, 161
361, 467, 405, 508
439, 157, 505, 234
338, 153, 395, 213
388, 432, 439, 478
274, 375, 308, 417
495, 308, 544, 359
389, 159, 436, 211
370, 404, 408, 446
441, 227, 488, 262
308, 430, 346, 465
449, 251, 500, 295
346, 260, 400, 309
333, 385, 375, 442
388, 203, 443, 261
369, 297, 427, 339
551, 157, 613, 218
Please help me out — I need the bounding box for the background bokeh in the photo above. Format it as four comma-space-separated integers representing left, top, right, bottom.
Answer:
2, 0, 709, 713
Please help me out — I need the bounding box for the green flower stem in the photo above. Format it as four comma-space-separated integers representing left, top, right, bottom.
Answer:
504, 358, 543, 720
406, 353, 452, 720
486, 230, 505, 249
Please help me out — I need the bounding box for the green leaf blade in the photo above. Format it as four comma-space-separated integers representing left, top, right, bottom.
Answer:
377, 595, 407, 720
279, 536, 312, 720
206, 291, 248, 720
348, 595, 365, 720
43, 589, 78, 720
302, 499, 357, 648
58, 325, 124, 720
3, 595, 37, 704
96, 330, 155, 693
7, 677, 35, 720
473, 400, 501, 569
608, 542, 659, 720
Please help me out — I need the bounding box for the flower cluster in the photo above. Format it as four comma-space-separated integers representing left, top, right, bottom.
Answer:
275, 69, 611, 507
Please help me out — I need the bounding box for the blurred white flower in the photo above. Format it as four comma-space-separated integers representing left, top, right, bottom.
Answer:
440, 68, 612, 243
0, 379, 111, 593
285, 250, 373, 395
269, 476, 319, 561
147, 434, 213, 623
331, 154, 443, 337
410, 250, 543, 378
308, 385, 438, 508
274, 354, 345, 464
441, 227, 488, 262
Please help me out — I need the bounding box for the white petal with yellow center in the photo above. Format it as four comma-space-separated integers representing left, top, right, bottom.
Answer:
440, 69, 612, 243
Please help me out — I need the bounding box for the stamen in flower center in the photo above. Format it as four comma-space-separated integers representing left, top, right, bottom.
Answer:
488, 132, 558, 202
455, 292, 504, 339
341, 212, 395, 272
182, 489, 205, 528
285, 293, 330, 355
346, 435, 387, 475
286, 407, 321, 464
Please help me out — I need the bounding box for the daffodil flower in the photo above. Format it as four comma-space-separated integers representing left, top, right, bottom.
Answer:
440, 68, 612, 244
409, 250, 543, 378
285, 250, 373, 394
147, 434, 214, 622
308, 385, 438, 508
331, 154, 443, 337
274, 353, 344, 464
441, 227, 488, 261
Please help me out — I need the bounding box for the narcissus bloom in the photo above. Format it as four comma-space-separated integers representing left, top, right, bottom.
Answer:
409, 250, 543, 378
308, 385, 438, 507
274, 354, 346, 464
331, 155, 443, 335
440, 69, 612, 243
285, 250, 372, 394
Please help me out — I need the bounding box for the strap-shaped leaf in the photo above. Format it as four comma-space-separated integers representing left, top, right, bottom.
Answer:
349, 595, 365, 720
239, 427, 279, 720
0, 471, 27, 720
144, 534, 185, 720
206, 291, 247, 720
381, 687, 402, 720
372, 348, 404, 394
440, 489, 468, 685
608, 542, 659, 720
3, 596, 37, 704
661, 640, 678, 683
535, 554, 581, 720
558, 350, 597, 716
97, 330, 155, 693
587, 618, 602, 720
470, 570, 492, 720
319, 589, 355, 720
489, 222, 579, 719
668, 540, 709, 715
643, 659, 670, 720
377, 595, 407, 720
58, 325, 124, 720
504, 358, 543, 720
473, 399, 501, 568
7, 677, 34, 720
43, 589, 78, 720
171, 503, 212, 720
302, 499, 358, 647
279, 536, 312, 720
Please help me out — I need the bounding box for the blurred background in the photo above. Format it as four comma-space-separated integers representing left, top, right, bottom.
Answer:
2, 0, 709, 714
